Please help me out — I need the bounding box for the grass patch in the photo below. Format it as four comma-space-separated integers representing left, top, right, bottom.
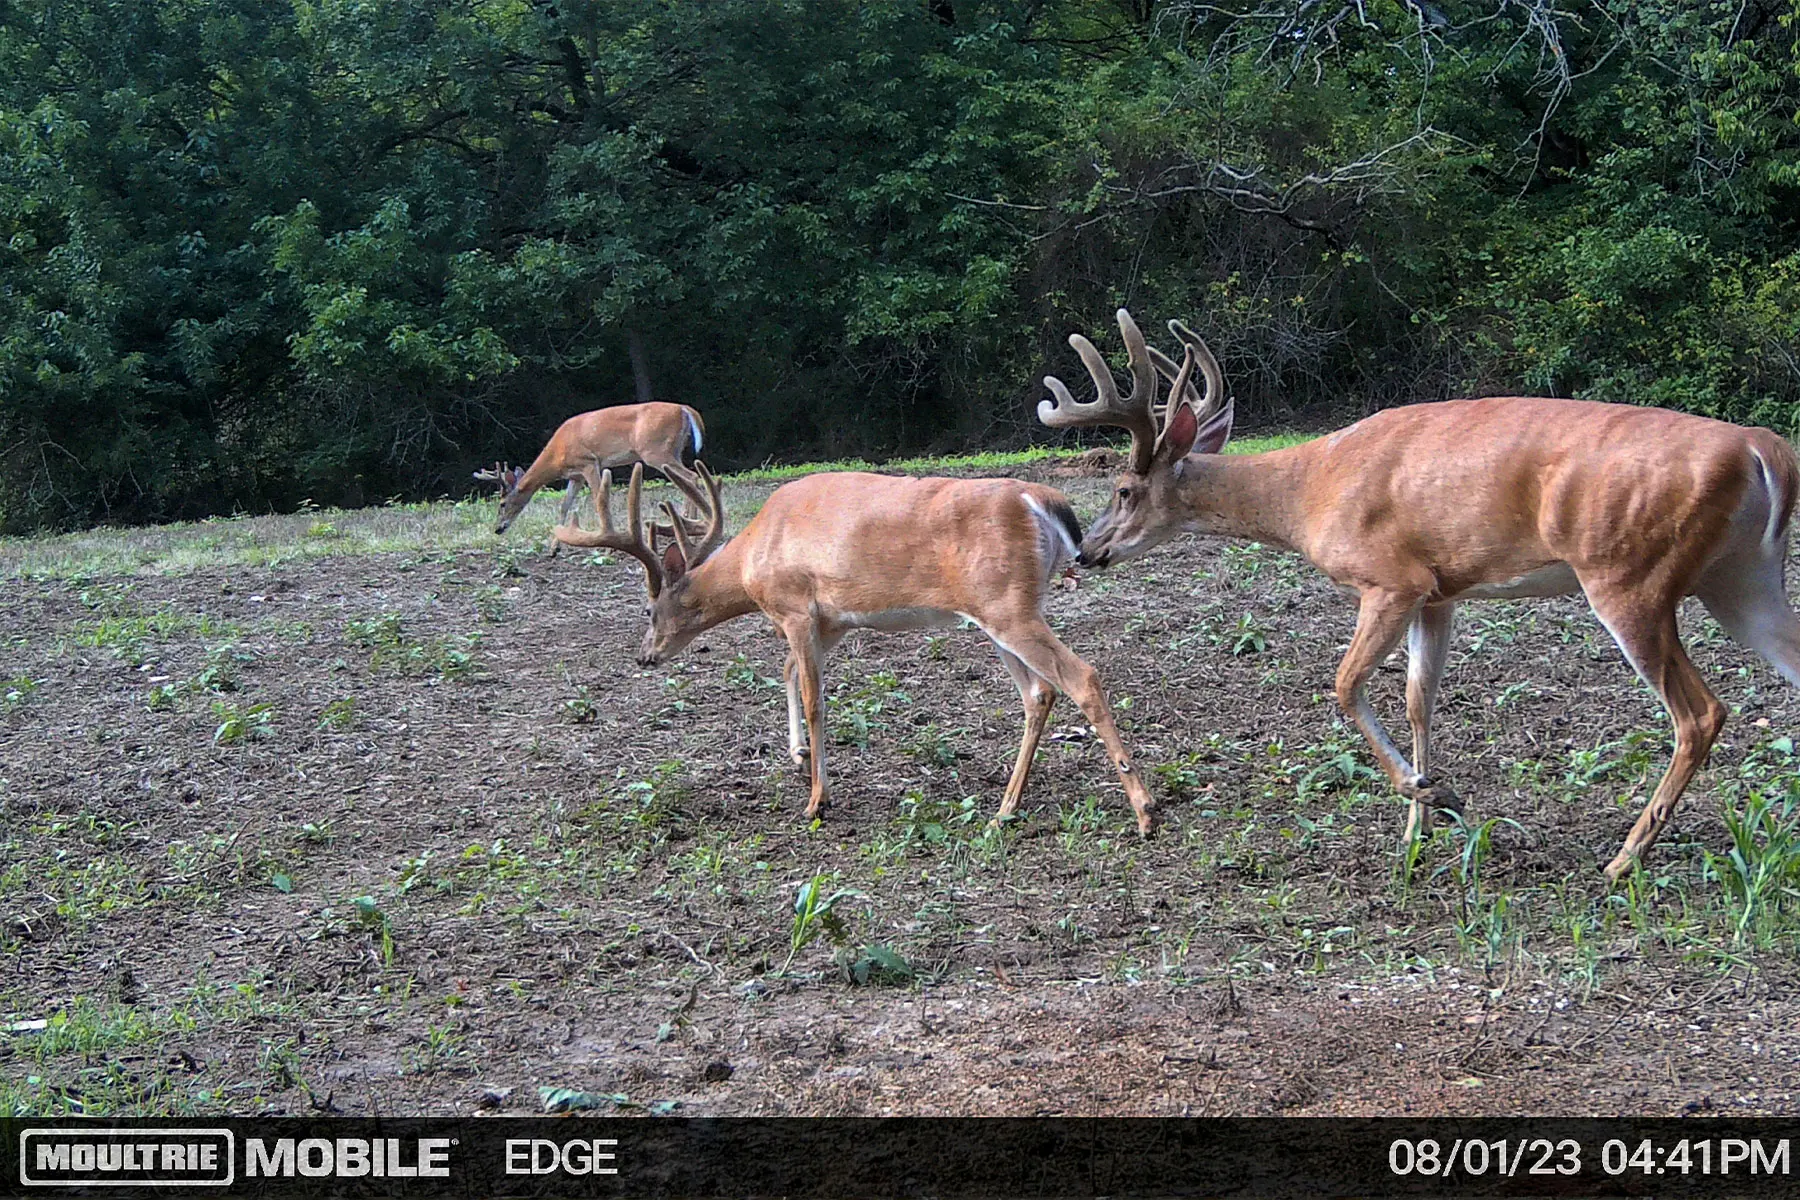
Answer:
0, 436, 1312, 581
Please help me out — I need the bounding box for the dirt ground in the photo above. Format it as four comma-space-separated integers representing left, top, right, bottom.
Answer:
4, 464, 1799, 1117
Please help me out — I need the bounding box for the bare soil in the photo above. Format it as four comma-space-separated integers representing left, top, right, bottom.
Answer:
4, 468, 1798, 1117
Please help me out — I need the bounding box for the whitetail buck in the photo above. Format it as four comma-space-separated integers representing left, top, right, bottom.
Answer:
551, 461, 1157, 830
1040, 308, 1800, 880
475, 402, 705, 550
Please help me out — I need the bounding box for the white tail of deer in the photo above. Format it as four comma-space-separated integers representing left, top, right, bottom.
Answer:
552, 462, 1157, 831
475, 402, 705, 552
1041, 307, 1800, 880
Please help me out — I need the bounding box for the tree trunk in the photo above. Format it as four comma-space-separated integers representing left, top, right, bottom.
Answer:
627, 329, 654, 404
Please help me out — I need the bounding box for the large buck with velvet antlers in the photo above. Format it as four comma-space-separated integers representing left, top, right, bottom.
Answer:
551, 461, 1157, 830
475, 401, 705, 547
1041, 308, 1800, 880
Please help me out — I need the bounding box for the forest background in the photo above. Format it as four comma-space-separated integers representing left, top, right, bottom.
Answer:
3, 0, 1799, 531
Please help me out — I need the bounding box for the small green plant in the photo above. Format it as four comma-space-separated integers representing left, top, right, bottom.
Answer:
346, 612, 406, 652
895, 790, 981, 849
563, 687, 599, 724
831, 670, 911, 748
409, 1021, 465, 1073
782, 873, 860, 972
258, 1037, 305, 1089
212, 700, 274, 745
430, 633, 481, 682
837, 943, 914, 986
1706, 785, 1800, 948
612, 760, 689, 828
352, 894, 396, 966
902, 722, 961, 767
316, 697, 357, 730
306, 520, 341, 539
474, 585, 511, 623
194, 643, 254, 693
2, 676, 40, 710
1229, 613, 1267, 656
491, 546, 528, 578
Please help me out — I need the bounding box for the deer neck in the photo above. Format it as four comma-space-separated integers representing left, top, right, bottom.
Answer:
1174, 448, 1308, 550
681, 536, 760, 626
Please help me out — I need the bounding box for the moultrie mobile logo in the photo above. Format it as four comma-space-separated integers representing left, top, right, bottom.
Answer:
19, 1128, 235, 1188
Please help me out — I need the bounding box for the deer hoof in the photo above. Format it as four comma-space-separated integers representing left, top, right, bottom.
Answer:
1408, 778, 1463, 816
1602, 852, 1636, 885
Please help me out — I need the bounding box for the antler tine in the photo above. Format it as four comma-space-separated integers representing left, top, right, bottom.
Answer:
550, 463, 666, 598
1036, 308, 1163, 473
655, 461, 714, 538
659, 461, 726, 569
1166, 319, 1226, 421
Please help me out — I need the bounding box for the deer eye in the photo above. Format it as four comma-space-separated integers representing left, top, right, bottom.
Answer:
1117, 487, 1132, 502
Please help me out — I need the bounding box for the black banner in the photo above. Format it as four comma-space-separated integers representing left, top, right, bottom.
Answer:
3, 1118, 1798, 1198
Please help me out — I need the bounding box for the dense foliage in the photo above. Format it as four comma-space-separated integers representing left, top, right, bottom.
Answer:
3, 0, 1799, 530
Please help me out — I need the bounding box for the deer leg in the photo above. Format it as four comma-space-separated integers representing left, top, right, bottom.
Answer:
1403, 602, 1457, 840
978, 617, 1155, 833
545, 480, 584, 558
1697, 550, 1800, 689
1583, 583, 1728, 882
990, 643, 1057, 826
1337, 589, 1456, 840
780, 622, 839, 818
783, 651, 808, 766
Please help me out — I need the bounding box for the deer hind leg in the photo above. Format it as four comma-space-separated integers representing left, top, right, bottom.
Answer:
779, 621, 836, 818
782, 651, 808, 765
545, 479, 585, 558
978, 616, 1155, 833
990, 643, 1057, 826
1403, 602, 1458, 841
1583, 581, 1729, 882
1696, 548, 1800, 690
1337, 589, 1458, 840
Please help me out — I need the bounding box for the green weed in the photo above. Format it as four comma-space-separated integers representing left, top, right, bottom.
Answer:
211, 700, 273, 745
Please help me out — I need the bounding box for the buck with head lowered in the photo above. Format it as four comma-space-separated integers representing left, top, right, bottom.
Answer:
551, 461, 1157, 830
475, 402, 705, 551
1040, 308, 1800, 880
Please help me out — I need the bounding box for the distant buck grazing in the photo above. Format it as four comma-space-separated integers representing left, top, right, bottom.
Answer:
475, 402, 705, 550
1040, 308, 1800, 880
551, 461, 1157, 830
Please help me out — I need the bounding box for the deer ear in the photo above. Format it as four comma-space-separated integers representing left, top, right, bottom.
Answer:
1160, 402, 1199, 461
1191, 396, 1235, 456
510, 466, 526, 487
661, 540, 687, 583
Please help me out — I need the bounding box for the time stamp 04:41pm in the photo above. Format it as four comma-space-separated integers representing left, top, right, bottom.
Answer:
1388, 1137, 1792, 1180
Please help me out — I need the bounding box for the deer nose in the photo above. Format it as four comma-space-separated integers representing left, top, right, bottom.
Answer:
1077, 549, 1106, 568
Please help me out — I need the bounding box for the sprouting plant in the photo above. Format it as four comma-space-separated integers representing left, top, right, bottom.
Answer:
831, 670, 911, 748
1229, 613, 1267, 656
352, 894, 396, 966
614, 760, 689, 827
491, 546, 528, 579
212, 700, 274, 745
782, 874, 860, 972
474, 584, 511, 624
564, 687, 599, 724
837, 944, 914, 986
723, 653, 778, 690
2, 676, 40, 710
316, 697, 356, 730
1705, 785, 1800, 947
345, 612, 406, 651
